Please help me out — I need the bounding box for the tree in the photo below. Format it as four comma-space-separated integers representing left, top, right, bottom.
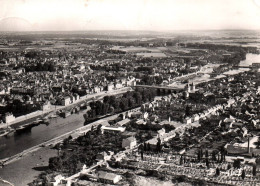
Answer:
197, 150, 201, 162
180, 155, 183, 165
185, 106, 191, 116
96, 124, 102, 135
206, 158, 209, 169
256, 137, 260, 149
156, 138, 161, 152
200, 148, 203, 159
233, 159, 241, 169
241, 169, 245, 180
144, 143, 147, 151
68, 135, 73, 140
128, 98, 135, 108
102, 103, 109, 115
49, 157, 62, 171
220, 146, 226, 162
147, 143, 151, 151
133, 92, 142, 105
119, 97, 129, 111
103, 96, 110, 103
253, 164, 257, 176
205, 149, 209, 158
211, 151, 217, 161
216, 167, 220, 176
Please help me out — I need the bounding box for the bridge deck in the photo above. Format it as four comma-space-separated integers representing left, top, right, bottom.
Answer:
133, 85, 183, 90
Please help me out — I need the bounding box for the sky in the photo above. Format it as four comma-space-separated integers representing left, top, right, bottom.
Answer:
0, 0, 260, 31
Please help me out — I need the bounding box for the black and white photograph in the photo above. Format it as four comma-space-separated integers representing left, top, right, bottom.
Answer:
0, 0, 260, 185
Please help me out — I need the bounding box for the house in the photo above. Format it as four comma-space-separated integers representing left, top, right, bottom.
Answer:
106, 83, 114, 91
142, 112, 149, 120
94, 86, 101, 93
136, 119, 146, 125
126, 78, 136, 86
70, 96, 75, 104
114, 82, 123, 89
74, 94, 80, 101
0, 88, 5, 95
113, 152, 126, 162
41, 101, 51, 111
101, 126, 126, 134
16, 68, 25, 74
157, 128, 165, 138
160, 130, 176, 142
122, 136, 137, 149
62, 96, 71, 106
242, 127, 248, 137
193, 114, 200, 122
97, 171, 121, 184
184, 117, 192, 124
3, 113, 15, 123
49, 174, 65, 186
96, 151, 114, 161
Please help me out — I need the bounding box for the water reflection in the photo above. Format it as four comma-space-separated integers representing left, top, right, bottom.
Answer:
239, 53, 260, 66
0, 110, 86, 159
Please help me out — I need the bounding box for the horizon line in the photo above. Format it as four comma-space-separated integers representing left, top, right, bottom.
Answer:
0, 29, 260, 33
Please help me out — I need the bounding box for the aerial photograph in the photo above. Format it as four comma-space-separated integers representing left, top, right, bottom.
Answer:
0, 0, 260, 185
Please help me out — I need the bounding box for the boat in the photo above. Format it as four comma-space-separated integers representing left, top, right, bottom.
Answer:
39, 118, 50, 125
15, 125, 27, 133
50, 114, 58, 119
0, 127, 15, 138
60, 110, 71, 118
5, 127, 15, 137
0, 129, 10, 137
15, 122, 39, 133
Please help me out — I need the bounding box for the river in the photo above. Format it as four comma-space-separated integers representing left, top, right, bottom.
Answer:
168, 53, 260, 89
0, 111, 86, 159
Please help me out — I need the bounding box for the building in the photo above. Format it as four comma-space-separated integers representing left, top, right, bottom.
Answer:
41, 101, 51, 111
62, 96, 71, 106
122, 136, 137, 149
49, 174, 65, 186
96, 151, 114, 161
157, 128, 165, 138
106, 83, 114, 91
97, 171, 121, 184
3, 113, 15, 123
184, 117, 192, 124
101, 126, 126, 134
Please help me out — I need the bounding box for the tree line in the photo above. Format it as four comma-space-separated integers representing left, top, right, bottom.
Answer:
84, 88, 158, 123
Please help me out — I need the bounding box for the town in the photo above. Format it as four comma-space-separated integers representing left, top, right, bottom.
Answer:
0, 31, 260, 186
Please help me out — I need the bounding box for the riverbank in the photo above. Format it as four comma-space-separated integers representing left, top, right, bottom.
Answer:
0, 146, 57, 186
0, 107, 140, 185
0, 87, 132, 130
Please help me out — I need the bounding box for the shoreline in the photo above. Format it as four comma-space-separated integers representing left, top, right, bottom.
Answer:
0, 107, 140, 186
0, 87, 132, 130
0, 105, 140, 166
